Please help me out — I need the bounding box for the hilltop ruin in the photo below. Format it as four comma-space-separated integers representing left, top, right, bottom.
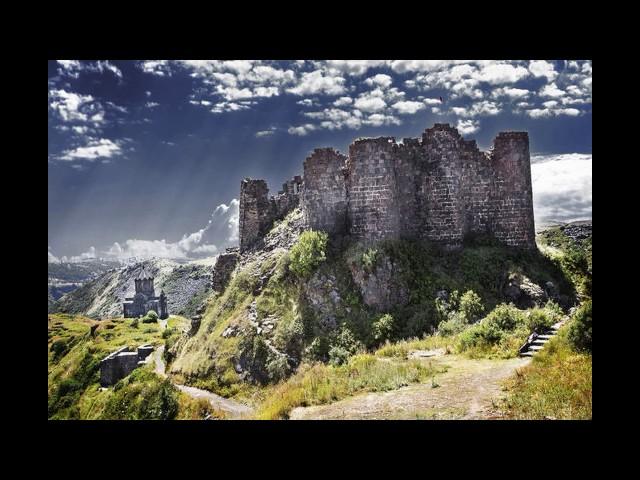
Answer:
239, 123, 535, 252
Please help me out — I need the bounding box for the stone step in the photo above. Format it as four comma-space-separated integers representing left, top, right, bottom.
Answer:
529, 345, 545, 351
537, 334, 554, 340
531, 339, 548, 346
520, 351, 535, 357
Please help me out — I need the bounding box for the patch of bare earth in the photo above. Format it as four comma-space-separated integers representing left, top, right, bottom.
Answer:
289, 355, 530, 420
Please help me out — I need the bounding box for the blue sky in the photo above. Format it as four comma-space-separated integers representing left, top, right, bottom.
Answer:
48, 60, 592, 263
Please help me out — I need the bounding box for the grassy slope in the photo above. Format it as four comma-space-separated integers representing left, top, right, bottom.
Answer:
170, 221, 576, 400
499, 326, 592, 419
47, 313, 207, 420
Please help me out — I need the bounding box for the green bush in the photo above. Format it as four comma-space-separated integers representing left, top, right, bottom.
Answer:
526, 301, 562, 333
131, 318, 139, 328
328, 327, 362, 366
361, 248, 379, 273
50, 339, 68, 360
372, 314, 394, 344
437, 313, 467, 336
568, 300, 592, 353
266, 355, 291, 382
484, 303, 524, 331
101, 370, 179, 420
289, 230, 328, 278
142, 310, 158, 323
162, 327, 175, 339
459, 290, 484, 323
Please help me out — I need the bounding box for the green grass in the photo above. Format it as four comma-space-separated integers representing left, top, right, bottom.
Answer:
500, 327, 592, 419
253, 353, 443, 419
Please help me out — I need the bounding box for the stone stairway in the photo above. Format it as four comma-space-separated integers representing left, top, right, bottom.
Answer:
519, 320, 565, 357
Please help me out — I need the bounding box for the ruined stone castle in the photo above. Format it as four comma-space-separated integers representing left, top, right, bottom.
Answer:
238, 123, 535, 252
122, 267, 168, 319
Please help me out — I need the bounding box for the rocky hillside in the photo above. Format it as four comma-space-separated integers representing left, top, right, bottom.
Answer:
51, 258, 214, 320
167, 208, 587, 399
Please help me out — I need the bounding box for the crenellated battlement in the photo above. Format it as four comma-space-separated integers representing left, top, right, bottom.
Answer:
238, 123, 536, 252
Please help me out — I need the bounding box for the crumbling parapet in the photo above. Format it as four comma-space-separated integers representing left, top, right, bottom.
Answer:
239, 176, 303, 252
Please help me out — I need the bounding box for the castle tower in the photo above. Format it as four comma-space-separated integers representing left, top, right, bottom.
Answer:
239, 178, 272, 252
347, 137, 400, 241
302, 148, 348, 234
488, 132, 536, 248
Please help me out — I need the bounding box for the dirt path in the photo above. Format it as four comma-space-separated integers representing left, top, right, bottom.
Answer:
289, 355, 530, 420
153, 346, 253, 419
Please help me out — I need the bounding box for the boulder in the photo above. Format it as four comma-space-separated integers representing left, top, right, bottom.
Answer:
503, 273, 547, 308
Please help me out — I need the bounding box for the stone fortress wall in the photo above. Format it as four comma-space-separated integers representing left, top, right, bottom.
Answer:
237, 123, 535, 253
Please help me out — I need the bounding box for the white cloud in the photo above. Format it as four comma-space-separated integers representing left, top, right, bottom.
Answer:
456, 119, 480, 135
57, 138, 123, 162
423, 98, 442, 105
474, 63, 530, 85
296, 99, 315, 107
333, 96, 353, 107
48, 248, 60, 263
492, 87, 530, 99
287, 69, 347, 96
540, 83, 565, 98
288, 124, 317, 136
363, 113, 400, 127
354, 94, 387, 113
392, 100, 426, 115
451, 100, 500, 118
325, 60, 387, 76
256, 127, 276, 138
526, 108, 553, 119
364, 74, 393, 88
528, 60, 558, 81
531, 153, 592, 223
145, 102, 160, 108
140, 60, 172, 76
101, 199, 239, 261
49, 89, 98, 123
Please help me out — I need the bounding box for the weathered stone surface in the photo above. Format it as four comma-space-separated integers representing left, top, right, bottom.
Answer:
503, 273, 547, 308
100, 344, 155, 386
122, 267, 168, 319
211, 248, 240, 292
238, 123, 536, 253
348, 254, 409, 313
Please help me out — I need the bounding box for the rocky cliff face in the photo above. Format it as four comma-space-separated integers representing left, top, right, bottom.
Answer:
51, 258, 215, 319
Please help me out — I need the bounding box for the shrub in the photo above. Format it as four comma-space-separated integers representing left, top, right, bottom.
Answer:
305, 337, 329, 362
459, 290, 484, 323
328, 327, 362, 366
162, 327, 175, 339
437, 313, 467, 336
484, 303, 524, 332
142, 310, 158, 323
289, 230, 328, 278
131, 318, 139, 328
50, 339, 68, 360
266, 355, 291, 382
372, 314, 394, 344
361, 248, 379, 273
568, 300, 592, 353
525, 309, 555, 333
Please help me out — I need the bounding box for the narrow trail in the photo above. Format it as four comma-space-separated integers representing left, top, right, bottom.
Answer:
289, 355, 530, 420
153, 345, 253, 419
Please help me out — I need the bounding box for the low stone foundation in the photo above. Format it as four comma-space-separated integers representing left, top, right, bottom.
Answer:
100, 344, 155, 387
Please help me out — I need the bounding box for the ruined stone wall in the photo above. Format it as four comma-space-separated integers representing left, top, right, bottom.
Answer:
211, 248, 240, 292
238, 123, 535, 251
347, 138, 400, 241
239, 176, 303, 252
302, 148, 348, 234
99, 345, 154, 387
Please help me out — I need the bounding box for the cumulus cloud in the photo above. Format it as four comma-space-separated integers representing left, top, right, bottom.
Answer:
456, 119, 480, 135
333, 96, 353, 107
255, 127, 276, 138
57, 138, 123, 162
540, 83, 565, 98
99, 199, 240, 261
528, 60, 558, 81
392, 100, 426, 114
287, 69, 347, 96
364, 74, 393, 88
531, 153, 592, 224
325, 60, 387, 76
287, 124, 317, 136
48, 248, 60, 263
